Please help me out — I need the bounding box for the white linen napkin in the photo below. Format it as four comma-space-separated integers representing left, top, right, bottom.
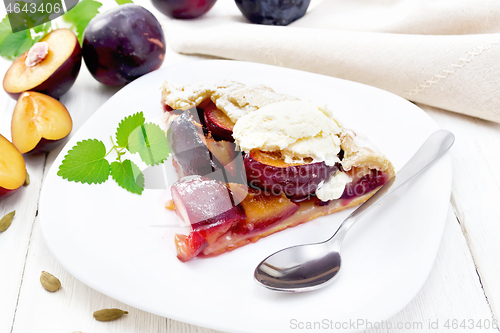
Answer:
158, 0, 500, 123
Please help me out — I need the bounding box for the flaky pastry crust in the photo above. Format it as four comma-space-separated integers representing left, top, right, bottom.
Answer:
161, 79, 298, 123
162, 79, 395, 180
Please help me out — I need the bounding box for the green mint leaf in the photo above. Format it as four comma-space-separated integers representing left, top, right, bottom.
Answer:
58, 139, 110, 184
0, 16, 12, 46
0, 15, 52, 60
0, 28, 34, 59
110, 160, 144, 194
63, 0, 102, 44
115, 111, 145, 148
128, 123, 170, 166
8, 1, 53, 33
32, 22, 52, 38
115, 0, 133, 4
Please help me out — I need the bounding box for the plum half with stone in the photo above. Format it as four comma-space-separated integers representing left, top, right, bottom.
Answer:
0, 135, 26, 200
152, 0, 217, 19
11, 91, 72, 154
82, 4, 166, 86
3, 29, 82, 99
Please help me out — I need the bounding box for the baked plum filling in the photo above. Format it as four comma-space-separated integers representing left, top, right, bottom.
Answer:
314, 168, 390, 206
167, 111, 218, 177
172, 176, 246, 262
341, 168, 389, 200
204, 101, 235, 142
166, 109, 243, 183
244, 149, 338, 199
163, 93, 394, 261
171, 176, 299, 260
229, 184, 299, 234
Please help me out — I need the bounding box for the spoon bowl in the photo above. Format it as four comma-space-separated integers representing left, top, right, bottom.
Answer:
255, 242, 341, 292
254, 130, 455, 293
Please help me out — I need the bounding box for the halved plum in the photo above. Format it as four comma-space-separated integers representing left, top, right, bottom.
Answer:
204, 101, 235, 142
3, 29, 82, 99
0, 134, 26, 200
11, 91, 73, 154
244, 150, 338, 199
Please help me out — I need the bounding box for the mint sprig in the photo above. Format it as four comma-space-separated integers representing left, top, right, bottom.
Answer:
57, 111, 170, 195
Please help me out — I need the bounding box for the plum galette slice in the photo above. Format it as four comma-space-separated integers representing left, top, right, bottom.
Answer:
162, 80, 395, 262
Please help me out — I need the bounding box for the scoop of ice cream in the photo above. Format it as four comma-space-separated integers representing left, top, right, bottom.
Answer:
233, 100, 342, 166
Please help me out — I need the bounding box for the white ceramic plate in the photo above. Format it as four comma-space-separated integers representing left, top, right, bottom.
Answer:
40, 60, 451, 333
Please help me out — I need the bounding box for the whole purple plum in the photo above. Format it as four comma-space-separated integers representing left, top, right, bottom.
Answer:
235, 0, 310, 26
82, 4, 166, 86
152, 0, 217, 19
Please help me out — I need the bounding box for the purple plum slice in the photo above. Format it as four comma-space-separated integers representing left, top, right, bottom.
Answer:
171, 175, 245, 246
244, 149, 338, 199
341, 169, 390, 199
203, 101, 235, 142
167, 111, 219, 176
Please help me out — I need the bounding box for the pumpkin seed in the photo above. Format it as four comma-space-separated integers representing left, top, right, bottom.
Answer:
93, 308, 128, 321
40, 271, 61, 292
0, 211, 15, 232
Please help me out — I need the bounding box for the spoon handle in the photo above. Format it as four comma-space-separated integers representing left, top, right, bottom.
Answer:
329, 130, 455, 247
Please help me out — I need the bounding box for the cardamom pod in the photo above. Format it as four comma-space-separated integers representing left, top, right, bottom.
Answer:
0, 211, 15, 232
93, 308, 128, 322
23, 172, 30, 186
40, 271, 61, 292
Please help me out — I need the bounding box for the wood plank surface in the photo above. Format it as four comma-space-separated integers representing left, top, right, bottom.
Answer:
0, 32, 498, 333
424, 104, 500, 323
367, 208, 497, 333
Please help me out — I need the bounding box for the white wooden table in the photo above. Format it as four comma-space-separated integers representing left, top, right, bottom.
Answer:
2, 29, 500, 333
